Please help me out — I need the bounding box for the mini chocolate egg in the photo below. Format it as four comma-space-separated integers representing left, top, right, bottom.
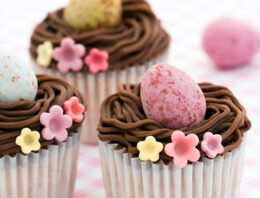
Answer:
0, 48, 37, 103
203, 18, 260, 69
140, 64, 206, 129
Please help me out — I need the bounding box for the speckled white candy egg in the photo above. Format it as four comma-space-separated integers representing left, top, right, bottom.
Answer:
0, 48, 37, 103
141, 64, 206, 129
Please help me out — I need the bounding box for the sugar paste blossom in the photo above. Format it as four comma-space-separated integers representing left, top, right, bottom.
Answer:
53, 37, 85, 73
165, 131, 200, 168
15, 128, 41, 155
40, 105, 72, 142
36, 41, 53, 67
201, 132, 224, 158
137, 136, 163, 162
64, 97, 85, 122
84, 48, 109, 74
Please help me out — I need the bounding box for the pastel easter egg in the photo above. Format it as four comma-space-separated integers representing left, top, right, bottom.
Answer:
0, 48, 38, 103
64, 0, 122, 31
203, 18, 260, 69
140, 64, 206, 129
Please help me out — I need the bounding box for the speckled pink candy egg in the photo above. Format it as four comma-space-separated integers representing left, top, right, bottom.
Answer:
140, 64, 206, 129
203, 18, 260, 69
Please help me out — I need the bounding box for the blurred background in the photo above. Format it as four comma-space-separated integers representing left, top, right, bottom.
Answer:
1, 0, 260, 197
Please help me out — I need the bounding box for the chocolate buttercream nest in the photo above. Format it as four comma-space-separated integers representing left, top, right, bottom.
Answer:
30, 0, 170, 72
0, 74, 84, 156
98, 83, 251, 164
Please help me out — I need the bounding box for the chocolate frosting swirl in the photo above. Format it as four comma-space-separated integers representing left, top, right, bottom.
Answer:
29, 0, 170, 72
98, 83, 251, 164
0, 74, 84, 157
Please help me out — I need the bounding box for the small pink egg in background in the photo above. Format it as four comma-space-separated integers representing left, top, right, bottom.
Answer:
202, 18, 260, 70
140, 64, 206, 129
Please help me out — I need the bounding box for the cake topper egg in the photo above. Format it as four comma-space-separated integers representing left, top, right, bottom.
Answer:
64, 0, 122, 31
203, 18, 260, 69
141, 64, 206, 129
0, 48, 38, 103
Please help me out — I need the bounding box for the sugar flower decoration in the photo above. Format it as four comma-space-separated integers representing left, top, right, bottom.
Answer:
53, 37, 85, 73
40, 105, 72, 142
64, 97, 85, 122
137, 136, 163, 162
84, 48, 109, 74
165, 131, 200, 168
36, 41, 53, 67
201, 132, 224, 158
15, 128, 41, 155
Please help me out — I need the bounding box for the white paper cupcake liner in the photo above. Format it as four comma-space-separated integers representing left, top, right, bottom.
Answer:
0, 132, 80, 198
99, 136, 246, 198
32, 51, 169, 143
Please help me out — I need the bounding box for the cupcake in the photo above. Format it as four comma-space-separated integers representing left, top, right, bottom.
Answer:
29, 0, 170, 142
97, 64, 251, 198
0, 49, 85, 198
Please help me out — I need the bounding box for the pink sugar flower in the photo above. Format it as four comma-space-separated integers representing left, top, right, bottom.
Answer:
165, 131, 200, 168
53, 37, 86, 73
201, 132, 224, 158
84, 48, 109, 74
63, 97, 85, 123
40, 105, 72, 142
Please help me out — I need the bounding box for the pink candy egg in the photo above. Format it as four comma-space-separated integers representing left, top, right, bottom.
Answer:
141, 64, 206, 129
203, 18, 260, 69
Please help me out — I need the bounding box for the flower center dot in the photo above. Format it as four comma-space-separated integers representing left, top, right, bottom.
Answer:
42, 50, 47, 57
24, 135, 34, 145
207, 139, 218, 150
49, 118, 63, 132
71, 102, 81, 114
93, 54, 102, 64
63, 48, 75, 62
144, 144, 156, 154
174, 140, 188, 155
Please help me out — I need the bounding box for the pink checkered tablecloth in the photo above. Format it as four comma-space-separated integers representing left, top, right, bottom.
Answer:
1, 0, 260, 197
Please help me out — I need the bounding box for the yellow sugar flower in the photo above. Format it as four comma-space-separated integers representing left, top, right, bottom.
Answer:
137, 136, 163, 162
36, 41, 53, 67
15, 128, 41, 155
